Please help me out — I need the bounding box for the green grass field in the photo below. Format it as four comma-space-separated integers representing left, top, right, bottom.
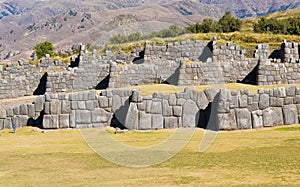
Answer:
1, 125, 300, 186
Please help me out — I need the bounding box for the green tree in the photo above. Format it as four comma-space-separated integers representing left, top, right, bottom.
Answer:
34, 40, 55, 59
202, 18, 215, 33
254, 16, 300, 35
217, 11, 242, 32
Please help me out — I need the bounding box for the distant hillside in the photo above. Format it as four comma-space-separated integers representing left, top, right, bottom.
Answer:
1, 0, 300, 61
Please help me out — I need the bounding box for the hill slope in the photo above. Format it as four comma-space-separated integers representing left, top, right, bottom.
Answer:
0, 0, 300, 60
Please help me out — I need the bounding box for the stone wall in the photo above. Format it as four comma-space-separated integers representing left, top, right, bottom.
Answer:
144, 39, 208, 63
0, 62, 41, 99
46, 63, 110, 93
1, 86, 300, 131
254, 44, 269, 59
0, 95, 43, 129
109, 59, 179, 88
144, 39, 246, 63
212, 42, 246, 62
1, 39, 300, 100
258, 59, 300, 85
177, 59, 258, 86
217, 86, 300, 130
281, 40, 299, 63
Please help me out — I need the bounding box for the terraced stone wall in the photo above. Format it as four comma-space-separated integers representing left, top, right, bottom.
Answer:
1, 86, 300, 131
0, 62, 41, 99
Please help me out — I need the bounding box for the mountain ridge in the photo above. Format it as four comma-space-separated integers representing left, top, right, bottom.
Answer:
1, 0, 300, 61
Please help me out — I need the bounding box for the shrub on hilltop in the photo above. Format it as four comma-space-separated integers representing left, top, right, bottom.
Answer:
34, 40, 55, 59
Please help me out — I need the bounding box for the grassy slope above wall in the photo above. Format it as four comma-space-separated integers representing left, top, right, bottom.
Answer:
103, 8, 300, 56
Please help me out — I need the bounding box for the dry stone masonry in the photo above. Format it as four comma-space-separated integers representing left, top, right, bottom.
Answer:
1, 86, 300, 131
1, 37, 300, 130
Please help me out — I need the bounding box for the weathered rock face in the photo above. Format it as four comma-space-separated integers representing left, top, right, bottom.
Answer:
283, 105, 298, 125
164, 117, 178, 129
217, 109, 237, 130
152, 114, 164, 129
263, 107, 284, 127
252, 110, 263, 128
125, 103, 139, 130
43, 115, 59, 129
235, 108, 252, 129
91, 108, 111, 127
259, 94, 269, 110
182, 99, 199, 127
0, 110, 7, 119
139, 112, 151, 130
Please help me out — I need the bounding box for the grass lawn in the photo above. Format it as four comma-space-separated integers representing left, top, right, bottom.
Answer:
1, 125, 300, 186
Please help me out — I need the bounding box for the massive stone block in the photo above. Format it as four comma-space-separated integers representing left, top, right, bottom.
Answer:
91, 108, 111, 124
43, 115, 59, 129
3, 118, 12, 129
284, 97, 294, 105
19, 104, 28, 115
162, 100, 172, 116
217, 89, 230, 113
278, 87, 286, 97
168, 94, 177, 106
259, 94, 269, 110
164, 117, 178, 129
112, 95, 122, 112
235, 108, 252, 129
204, 88, 218, 102
86, 101, 95, 111
137, 101, 146, 111
176, 98, 186, 106
50, 100, 61, 115
152, 114, 164, 129
27, 104, 35, 118
98, 96, 109, 108
70, 110, 76, 128
59, 114, 70, 128
34, 96, 45, 112
263, 107, 284, 127
182, 99, 199, 127
6, 108, 13, 117
196, 91, 209, 110
61, 101, 71, 114
88, 90, 96, 100
125, 103, 139, 130
77, 101, 86, 110
230, 96, 239, 109
173, 106, 182, 117
286, 86, 296, 96
283, 105, 298, 125
217, 109, 237, 130
238, 95, 248, 108
75, 110, 91, 124
0, 110, 7, 119
150, 100, 163, 114
252, 110, 263, 128
270, 97, 284, 107
139, 112, 151, 130
13, 106, 19, 115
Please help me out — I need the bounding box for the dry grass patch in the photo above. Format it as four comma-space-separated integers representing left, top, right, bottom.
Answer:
1, 125, 300, 186
113, 83, 300, 96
